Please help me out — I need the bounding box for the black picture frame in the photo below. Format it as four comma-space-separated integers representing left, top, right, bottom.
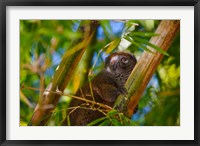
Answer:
0, 0, 199, 146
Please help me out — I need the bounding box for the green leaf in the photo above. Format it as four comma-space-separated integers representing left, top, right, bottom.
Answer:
99, 119, 111, 126
67, 115, 71, 126
129, 32, 159, 37
100, 20, 112, 40
20, 120, 28, 126
134, 36, 169, 56
107, 109, 118, 117
87, 117, 107, 126
63, 30, 82, 40
125, 20, 139, 26
125, 20, 139, 31
124, 36, 154, 53
62, 110, 67, 121
129, 120, 137, 126
104, 39, 120, 54
111, 118, 122, 126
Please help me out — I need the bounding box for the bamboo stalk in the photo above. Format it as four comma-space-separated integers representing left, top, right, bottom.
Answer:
114, 20, 180, 117
28, 21, 99, 126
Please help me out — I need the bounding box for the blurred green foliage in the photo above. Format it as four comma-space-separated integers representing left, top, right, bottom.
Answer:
20, 20, 180, 126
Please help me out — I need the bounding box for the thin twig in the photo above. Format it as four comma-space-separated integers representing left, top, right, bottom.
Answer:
21, 84, 112, 110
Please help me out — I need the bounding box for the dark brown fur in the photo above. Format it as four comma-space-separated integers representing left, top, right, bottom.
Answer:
66, 52, 137, 126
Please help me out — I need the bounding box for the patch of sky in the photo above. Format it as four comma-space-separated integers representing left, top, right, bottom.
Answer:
32, 80, 40, 94
96, 26, 105, 40
44, 49, 63, 77
147, 74, 159, 89
30, 42, 37, 63
72, 21, 80, 32
101, 51, 109, 62
45, 67, 55, 77
91, 52, 101, 67
132, 105, 152, 122
96, 21, 125, 40
52, 51, 61, 66
110, 21, 124, 36
91, 50, 111, 67
57, 47, 65, 55
91, 52, 104, 75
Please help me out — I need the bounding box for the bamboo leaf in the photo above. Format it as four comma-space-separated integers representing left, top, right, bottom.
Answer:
129, 32, 159, 37
107, 109, 118, 116
72, 70, 81, 93
111, 118, 122, 126
67, 115, 71, 126
124, 36, 154, 53
100, 20, 112, 40
134, 36, 169, 56
99, 119, 111, 126
87, 117, 107, 126
20, 120, 27, 126
104, 39, 120, 54
125, 20, 139, 32
20, 90, 33, 108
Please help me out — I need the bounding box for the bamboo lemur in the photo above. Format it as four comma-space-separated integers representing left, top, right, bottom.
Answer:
65, 52, 137, 126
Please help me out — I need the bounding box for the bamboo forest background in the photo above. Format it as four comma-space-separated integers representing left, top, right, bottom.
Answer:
20, 20, 180, 126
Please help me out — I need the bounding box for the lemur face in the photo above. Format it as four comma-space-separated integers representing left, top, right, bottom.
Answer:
105, 52, 137, 84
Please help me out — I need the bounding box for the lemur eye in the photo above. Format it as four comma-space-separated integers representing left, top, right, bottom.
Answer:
121, 57, 128, 63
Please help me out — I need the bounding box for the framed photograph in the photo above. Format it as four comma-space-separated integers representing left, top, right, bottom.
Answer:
0, 0, 199, 145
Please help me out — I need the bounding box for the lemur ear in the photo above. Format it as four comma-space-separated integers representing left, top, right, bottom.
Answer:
129, 54, 137, 64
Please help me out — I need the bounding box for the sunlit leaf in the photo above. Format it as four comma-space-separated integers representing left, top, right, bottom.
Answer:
125, 20, 139, 26
72, 71, 81, 93
139, 20, 155, 31
125, 20, 139, 32
104, 39, 120, 54
20, 120, 27, 126
145, 20, 155, 31
63, 30, 82, 40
